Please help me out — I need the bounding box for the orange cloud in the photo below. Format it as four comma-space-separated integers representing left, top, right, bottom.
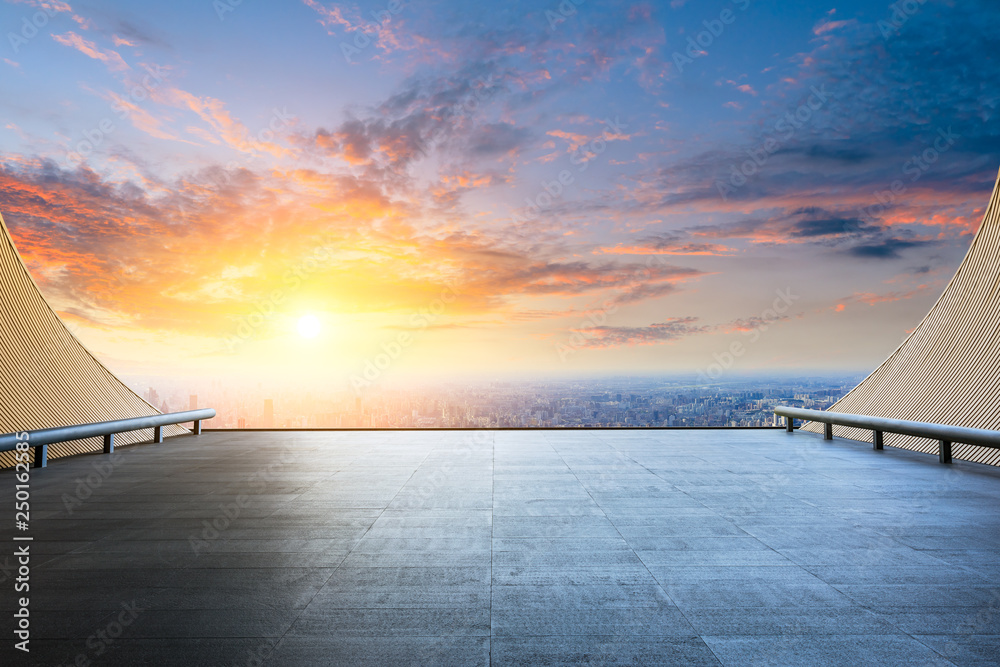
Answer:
597, 242, 734, 256
106, 91, 176, 141
166, 88, 293, 158
52, 31, 129, 71
546, 130, 590, 151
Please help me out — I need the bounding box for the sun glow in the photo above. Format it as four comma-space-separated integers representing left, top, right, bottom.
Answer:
297, 314, 322, 339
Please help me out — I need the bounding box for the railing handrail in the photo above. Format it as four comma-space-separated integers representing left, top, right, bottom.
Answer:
774, 406, 1000, 450
0, 408, 216, 452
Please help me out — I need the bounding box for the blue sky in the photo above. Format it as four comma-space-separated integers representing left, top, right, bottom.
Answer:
1, 0, 998, 383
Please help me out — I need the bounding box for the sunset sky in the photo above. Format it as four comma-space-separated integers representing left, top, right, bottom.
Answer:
1, 0, 998, 387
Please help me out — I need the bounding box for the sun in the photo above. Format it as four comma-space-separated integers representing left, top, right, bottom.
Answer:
297, 314, 322, 339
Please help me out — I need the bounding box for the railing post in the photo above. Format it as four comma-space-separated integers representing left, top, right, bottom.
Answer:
103, 432, 114, 454
939, 440, 952, 464
33, 444, 47, 468
873, 430, 883, 450
824, 423, 833, 440
785, 417, 793, 433
153, 426, 163, 443
193, 420, 202, 435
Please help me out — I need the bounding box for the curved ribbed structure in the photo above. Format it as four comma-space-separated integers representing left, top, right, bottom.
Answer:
0, 212, 186, 468
801, 169, 1000, 466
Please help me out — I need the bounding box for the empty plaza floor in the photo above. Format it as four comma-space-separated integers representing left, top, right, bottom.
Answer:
2, 428, 1000, 665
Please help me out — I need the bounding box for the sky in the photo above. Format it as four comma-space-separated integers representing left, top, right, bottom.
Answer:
1, 0, 999, 389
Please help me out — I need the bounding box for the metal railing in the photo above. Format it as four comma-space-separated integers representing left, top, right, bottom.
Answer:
774, 406, 1000, 464
0, 408, 216, 468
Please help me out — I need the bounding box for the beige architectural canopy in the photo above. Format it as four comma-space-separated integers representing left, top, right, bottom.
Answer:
802, 169, 1000, 466
0, 213, 186, 468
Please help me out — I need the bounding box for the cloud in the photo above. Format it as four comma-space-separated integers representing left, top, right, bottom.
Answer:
306, 63, 508, 173
106, 91, 176, 141
9, 0, 72, 13
839, 285, 931, 306
571, 318, 709, 348
597, 232, 735, 256
164, 88, 293, 158
845, 238, 931, 259
52, 31, 130, 71
301, 0, 426, 63
787, 212, 866, 237
813, 18, 856, 36
110, 19, 171, 49
620, 2, 1000, 240
467, 122, 532, 156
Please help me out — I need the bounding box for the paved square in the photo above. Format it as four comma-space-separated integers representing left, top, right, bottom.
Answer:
2, 429, 999, 665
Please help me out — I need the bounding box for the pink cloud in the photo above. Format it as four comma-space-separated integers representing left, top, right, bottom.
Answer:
165, 88, 294, 158
52, 31, 130, 71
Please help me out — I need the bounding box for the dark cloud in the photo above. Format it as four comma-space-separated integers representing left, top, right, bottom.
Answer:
113, 19, 171, 49
790, 216, 866, 238
307, 62, 509, 167
846, 238, 930, 259
466, 122, 532, 156
631, 1, 1000, 213
573, 317, 709, 348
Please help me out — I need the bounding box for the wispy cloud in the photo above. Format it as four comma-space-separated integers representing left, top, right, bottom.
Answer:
52, 31, 130, 71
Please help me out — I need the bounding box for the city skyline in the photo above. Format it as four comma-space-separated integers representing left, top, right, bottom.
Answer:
128, 373, 863, 429
2, 0, 998, 386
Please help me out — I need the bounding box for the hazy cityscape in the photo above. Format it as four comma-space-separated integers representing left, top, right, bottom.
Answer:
131, 375, 864, 430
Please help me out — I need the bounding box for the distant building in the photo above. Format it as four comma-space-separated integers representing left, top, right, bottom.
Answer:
263, 399, 274, 428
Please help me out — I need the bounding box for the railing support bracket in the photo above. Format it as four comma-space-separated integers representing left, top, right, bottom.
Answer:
939, 439, 952, 464
33, 444, 47, 468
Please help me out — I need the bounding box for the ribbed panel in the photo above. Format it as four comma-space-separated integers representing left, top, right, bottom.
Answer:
0, 212, 187, 469
801, 169, 1000, 466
